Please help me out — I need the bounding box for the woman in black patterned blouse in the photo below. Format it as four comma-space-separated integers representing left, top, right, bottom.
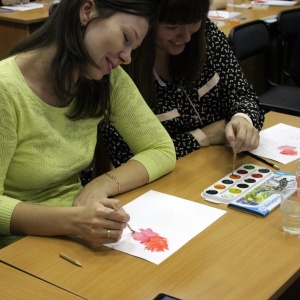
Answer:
99, 0, 265, 166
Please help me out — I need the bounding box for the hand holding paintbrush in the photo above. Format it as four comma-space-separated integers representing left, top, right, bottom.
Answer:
112, 203, 135, 233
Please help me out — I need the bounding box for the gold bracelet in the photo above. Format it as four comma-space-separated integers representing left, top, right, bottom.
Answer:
105, 173, 121, 195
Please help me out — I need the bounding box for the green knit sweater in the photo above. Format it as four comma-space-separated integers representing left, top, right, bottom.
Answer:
0, 56, 176, 248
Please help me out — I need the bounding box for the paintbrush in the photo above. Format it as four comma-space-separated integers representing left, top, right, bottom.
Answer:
232, 152, 237, 176
232, 123, 240, 175
126, 223, 135, 233
112, 203, 135, 233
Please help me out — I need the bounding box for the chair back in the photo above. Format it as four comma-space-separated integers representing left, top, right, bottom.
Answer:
277, 8, 300, 86
229, 20, 270, 61
277, 8, 300, 39
228, 20, 275, 92
229, 16, 300, 116
49, 3, 59, 15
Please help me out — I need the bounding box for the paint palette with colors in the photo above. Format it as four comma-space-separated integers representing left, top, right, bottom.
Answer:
201, 164, 273, 204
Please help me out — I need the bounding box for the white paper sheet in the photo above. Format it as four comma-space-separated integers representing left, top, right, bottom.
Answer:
105, 190, 226, 265
250, 123, 300, 164
1, 3, 43, 11
208, 10, 241, 20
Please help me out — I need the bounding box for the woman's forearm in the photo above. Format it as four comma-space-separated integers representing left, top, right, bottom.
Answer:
10, 202, 79, 236
10, 198, 130, 244
73, 160, 149, 207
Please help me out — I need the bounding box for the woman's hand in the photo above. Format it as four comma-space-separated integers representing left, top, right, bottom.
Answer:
74, 198, 130, 244
201, 120, 227, 145
226, 116, 260, 153
73, 174, 119, 207
72, 175, 130, 244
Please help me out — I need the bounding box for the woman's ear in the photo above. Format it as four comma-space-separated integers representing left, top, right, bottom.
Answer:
80, 0, 95, 26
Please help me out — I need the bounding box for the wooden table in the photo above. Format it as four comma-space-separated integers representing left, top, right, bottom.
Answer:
0, 261, 86, 299
0, 2, 48, 59
0, 111, 299, 300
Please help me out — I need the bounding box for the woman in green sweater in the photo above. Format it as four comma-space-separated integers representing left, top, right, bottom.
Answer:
0, 0, 176, 248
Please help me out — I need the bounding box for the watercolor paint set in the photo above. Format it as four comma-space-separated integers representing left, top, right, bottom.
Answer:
202, 164, 273, 204
201, 164, 296, 217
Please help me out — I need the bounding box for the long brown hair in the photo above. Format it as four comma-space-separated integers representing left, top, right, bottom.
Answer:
10, 0, 154, 120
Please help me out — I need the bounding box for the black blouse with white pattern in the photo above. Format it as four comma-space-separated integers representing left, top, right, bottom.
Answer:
99, 19, 265, 167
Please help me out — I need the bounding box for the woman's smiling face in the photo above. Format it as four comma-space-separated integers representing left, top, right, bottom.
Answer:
156, 21, 202, 56
83, 12, 149, 80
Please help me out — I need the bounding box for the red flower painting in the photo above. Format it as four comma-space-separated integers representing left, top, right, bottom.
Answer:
132, 228, 169, 252
278, 145, 298, 156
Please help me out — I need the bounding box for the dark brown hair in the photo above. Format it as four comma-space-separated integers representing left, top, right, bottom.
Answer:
10, 0, 154, 120
123, 0, 210, 105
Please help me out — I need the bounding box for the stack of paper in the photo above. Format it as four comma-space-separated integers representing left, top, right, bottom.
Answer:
208, 10, 241, 20
1, 3, 43, 11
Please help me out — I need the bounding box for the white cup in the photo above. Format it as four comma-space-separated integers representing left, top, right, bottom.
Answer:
281, 188, 300, 235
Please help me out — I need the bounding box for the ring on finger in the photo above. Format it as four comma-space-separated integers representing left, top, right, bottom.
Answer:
107, 229, 111, 238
